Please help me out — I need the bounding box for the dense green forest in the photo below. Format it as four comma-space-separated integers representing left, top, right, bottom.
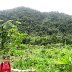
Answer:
0, 7, 72, 72
0, 7, 72, 35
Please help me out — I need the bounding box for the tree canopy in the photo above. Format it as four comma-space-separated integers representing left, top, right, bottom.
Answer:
0, 7, 72, 35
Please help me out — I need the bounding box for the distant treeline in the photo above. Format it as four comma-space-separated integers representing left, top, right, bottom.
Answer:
0, 7, 72, 35
22, 34, 72, 45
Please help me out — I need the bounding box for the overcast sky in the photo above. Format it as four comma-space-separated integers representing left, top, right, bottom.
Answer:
0, 0, 72, 15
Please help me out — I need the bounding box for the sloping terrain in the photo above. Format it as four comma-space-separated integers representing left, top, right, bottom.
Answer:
0, 7, 72, 35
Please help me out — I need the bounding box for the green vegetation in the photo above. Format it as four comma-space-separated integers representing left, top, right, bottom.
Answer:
0, 7, 72, 35
0, 7, 72, 72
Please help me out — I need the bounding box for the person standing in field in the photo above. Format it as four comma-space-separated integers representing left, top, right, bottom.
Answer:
0, 55, 11, 72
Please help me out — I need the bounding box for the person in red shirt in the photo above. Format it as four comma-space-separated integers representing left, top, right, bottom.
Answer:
0, 55, 11, 72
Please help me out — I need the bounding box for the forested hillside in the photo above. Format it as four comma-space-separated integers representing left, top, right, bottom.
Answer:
0, 7, 72, 35
0, 7, 72, 72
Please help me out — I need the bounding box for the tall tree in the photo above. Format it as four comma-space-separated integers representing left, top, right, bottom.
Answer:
0, 20, 26, 50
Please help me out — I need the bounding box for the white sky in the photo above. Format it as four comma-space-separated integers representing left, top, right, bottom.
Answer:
0, 0, 72, 15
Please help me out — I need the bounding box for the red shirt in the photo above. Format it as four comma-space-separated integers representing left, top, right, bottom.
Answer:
0, 62, 11, 72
